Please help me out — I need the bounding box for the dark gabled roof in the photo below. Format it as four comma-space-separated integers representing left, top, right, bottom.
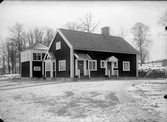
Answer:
59, 29, 138, 54
21, 42, 48, 52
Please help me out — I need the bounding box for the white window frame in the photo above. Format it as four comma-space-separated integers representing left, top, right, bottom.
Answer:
59, 60, 66, 71
33, 53, 41, 61
123, 61, 130, 71
100, 60, 106, 68
114, 62, 118, 68
89, 60, 97, 71
34, 66, 41, 71
56, 41, 61, 50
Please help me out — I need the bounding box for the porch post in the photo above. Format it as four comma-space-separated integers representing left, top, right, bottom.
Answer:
136, 54, 138, 77
30, 61, 32, 77
70, 48, 74, 78
84, 60, 86, 76
42, 61, 44, 76
50, 60, 53, 78
75, 59, 77, 77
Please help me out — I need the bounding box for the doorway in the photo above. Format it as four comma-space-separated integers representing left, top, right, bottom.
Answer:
78, 60, 84, 75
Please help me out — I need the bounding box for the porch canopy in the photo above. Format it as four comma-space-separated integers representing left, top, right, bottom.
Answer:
105, 56, 118, 62
74, 53, 91, 60
44, 52, 56, 60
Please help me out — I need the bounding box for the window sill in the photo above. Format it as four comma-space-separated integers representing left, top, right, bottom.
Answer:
123, 70, 130, 71
89, 69, 97, 71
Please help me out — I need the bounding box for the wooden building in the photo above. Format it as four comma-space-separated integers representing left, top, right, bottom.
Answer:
43, 27, 139, 80
20, 43, 47, 78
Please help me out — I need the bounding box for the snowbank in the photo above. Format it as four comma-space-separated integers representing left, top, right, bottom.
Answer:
0, 74, 21, 79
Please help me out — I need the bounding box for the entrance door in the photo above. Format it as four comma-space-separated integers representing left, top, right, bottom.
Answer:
107, 62, 112, 76
78, 61, 84, 75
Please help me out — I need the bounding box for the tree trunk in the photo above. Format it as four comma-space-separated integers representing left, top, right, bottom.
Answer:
2, 56, 5, 74
19, 53, 21, 74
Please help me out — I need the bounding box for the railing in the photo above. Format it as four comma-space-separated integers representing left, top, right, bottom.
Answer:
84, 70, 90, 78
87, 70, 90, 78
105, 70, 110, 78
113, 70, 118, 77
75, 69, 80, 78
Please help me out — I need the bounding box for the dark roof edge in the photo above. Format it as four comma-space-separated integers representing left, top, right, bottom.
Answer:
59, 28, 124, 39
74, 48, 139, 55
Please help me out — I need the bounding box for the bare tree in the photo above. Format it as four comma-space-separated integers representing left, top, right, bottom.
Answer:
0, 40, 6, 74
26, 29, 34, 46
131, 22, 152, 66
64, 22, 82, 31
8, 23, 26, 73
159, 10, 167, 27
79, 12, 100, 33
63, 13, 99, 33
26, 27, 54, 46
33, 27, 44, 43
158, 10, 167, 38
118, 27, 128, 39
43, 28, 54, 46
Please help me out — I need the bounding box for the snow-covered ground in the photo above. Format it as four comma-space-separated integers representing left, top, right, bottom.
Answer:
127, 80, 167, 120
0, 79, 166, 122
0, 74, 21, 80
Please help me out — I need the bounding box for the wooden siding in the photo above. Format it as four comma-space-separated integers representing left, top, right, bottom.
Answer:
49, 33, 70, 78
21, 61, 30, 77
32, 61, 42, 78
74, 50, 137, 78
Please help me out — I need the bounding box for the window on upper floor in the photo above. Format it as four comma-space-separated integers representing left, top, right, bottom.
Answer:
33, 53, 41, 60
56, 41, 61, 50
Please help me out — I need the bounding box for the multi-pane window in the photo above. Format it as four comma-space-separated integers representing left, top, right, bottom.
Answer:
59, 60, 66, 71
53, 62, 55, 71
33, 53, 41, 60
114, 62, 118, 68
100, 60, 106, 68
34, 66, 41, 71
123, 61, 130, 71
89, 60, 97, 71
56, 41, 61, 50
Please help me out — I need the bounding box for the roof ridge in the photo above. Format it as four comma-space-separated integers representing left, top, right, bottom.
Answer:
59, 28, 139, 54
59, 28, 121, 38
21, 42, 48, 52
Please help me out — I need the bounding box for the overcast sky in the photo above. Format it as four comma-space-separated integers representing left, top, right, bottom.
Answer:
0, 1, 167, 61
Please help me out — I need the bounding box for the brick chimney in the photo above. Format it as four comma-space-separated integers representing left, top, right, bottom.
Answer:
101, 26, 110, 36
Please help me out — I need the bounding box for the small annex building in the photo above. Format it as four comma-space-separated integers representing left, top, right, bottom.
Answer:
42, 26, 139, 80
20, 42, 48, 78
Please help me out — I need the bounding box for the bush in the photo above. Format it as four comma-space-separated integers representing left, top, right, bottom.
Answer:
138, 68, 166, 78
